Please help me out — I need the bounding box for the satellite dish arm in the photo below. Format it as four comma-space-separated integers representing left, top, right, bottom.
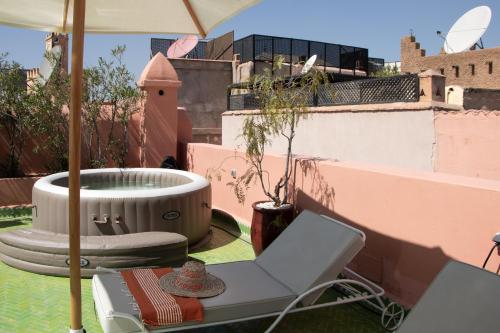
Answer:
476, 38, 484, 49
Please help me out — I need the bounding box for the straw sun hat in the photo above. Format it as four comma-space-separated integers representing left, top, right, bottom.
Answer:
159, 261, 225, 298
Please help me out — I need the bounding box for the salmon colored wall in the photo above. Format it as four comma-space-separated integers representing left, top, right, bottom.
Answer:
81, 106, 142, 168
187, 143, 500, 307
126, 111, 143, 167
0, 129, 52, 175
0, 102, 192, 175
177, 107, 192, 145
141, 86, 179, 167
137, 53, 182, 168
0, 177, 40, 206
435, 110, 500, 180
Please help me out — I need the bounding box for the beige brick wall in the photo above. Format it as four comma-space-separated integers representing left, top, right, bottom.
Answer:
401, 36, 500, 89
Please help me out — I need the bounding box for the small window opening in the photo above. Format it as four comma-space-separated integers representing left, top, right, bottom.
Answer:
488, 62, 493, 74
439, 68, 444, 75
452, 65, 459, 78
469, 64, 475, 76
159, 89, 164, 96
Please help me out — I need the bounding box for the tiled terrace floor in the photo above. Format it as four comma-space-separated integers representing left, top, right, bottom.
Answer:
0, 208, 386, 333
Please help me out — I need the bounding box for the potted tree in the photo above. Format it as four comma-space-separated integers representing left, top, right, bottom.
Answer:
228, 57, 325, 255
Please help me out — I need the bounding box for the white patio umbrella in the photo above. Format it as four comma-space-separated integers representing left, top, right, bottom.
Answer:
0, 1, 260, 332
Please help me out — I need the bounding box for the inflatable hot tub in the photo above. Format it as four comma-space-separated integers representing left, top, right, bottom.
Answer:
32, 168, 211, 243
0, 168, 211, 277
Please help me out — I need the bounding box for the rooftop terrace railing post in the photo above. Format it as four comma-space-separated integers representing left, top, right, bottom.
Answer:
308, 40, 311, 63
271, 36, 274, 76
353, 48, 357, 77
252, 35, 256, 75
324, 43, 327, 73
339, 46, 342, 75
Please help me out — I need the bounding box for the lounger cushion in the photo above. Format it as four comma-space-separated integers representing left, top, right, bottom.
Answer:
256, 210, 364, 305
92, 260, 296, 333
398, 260, 500, 333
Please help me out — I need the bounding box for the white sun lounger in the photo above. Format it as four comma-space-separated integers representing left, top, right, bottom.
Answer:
397, 260, 500, 333
92, 210, 391, 333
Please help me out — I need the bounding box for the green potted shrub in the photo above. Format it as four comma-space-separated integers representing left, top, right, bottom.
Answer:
229, 57, 325, 254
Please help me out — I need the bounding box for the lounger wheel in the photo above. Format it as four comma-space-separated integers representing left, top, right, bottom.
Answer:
381, 302, 405, 331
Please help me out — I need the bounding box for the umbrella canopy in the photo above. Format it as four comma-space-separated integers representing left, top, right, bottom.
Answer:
0, 1, 261, 332
0, 0, 259, 36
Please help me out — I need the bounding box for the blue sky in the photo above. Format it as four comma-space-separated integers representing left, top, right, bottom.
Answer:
0, 0, 498, 79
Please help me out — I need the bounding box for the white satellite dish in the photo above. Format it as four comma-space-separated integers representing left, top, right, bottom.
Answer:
36, 45, 62, 86
443, 6, 492, 54
301, 54, 317, 74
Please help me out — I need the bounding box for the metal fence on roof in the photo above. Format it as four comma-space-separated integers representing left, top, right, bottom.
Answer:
368, 57, 385, 73
233, 34, 370, 77
317, 74, 419, 106
227, 74, 419, 110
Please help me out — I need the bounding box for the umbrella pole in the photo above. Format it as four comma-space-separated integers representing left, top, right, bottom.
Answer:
68, 0, 86, 332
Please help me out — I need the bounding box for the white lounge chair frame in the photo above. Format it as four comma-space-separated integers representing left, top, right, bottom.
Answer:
94, 266, 396, 333
94, 214, 405, 332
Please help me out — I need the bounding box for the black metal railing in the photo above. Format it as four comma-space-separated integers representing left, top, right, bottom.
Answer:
318, 74, 419, 106
368, 57, 385, 73
233, 34, 370, 77
228, 93, 260, 110
227, 74, 419, 110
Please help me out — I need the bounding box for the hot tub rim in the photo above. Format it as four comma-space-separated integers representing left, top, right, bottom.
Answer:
33, 168, 210, 199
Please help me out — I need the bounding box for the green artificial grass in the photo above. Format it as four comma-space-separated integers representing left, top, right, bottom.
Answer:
0, 207, 32, 232
0, 207, 386, 333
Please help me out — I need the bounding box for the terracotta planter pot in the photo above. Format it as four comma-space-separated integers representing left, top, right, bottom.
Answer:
251, 201, 294, 256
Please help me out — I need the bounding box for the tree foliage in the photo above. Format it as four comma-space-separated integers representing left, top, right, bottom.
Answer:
0, 54, 30, 177
229, 57, 326, 207
372, 65, 400, 77
82, 45, 140, 168
28, 50, 70, 172
0, 45, 140, 177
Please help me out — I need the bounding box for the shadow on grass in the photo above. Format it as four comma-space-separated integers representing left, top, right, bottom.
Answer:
189, 227, 241, 255
189, 209, 246, 256
211, 209, 243, 239
0, 219, 30, 229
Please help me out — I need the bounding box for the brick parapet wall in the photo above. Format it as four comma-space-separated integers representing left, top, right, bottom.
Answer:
401, 35, 500, 89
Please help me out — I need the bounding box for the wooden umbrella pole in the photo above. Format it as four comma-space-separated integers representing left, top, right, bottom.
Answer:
182, 0, 207, 38
69, 0, 86, 331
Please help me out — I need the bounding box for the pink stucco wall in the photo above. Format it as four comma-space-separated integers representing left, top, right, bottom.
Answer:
0, 177, 39, 206
187, 143, 500, 307
0, 129, 52, 175
435, 110, 500, 180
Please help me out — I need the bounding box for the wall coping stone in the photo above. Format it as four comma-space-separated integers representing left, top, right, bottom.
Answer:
223, 101, 462, 116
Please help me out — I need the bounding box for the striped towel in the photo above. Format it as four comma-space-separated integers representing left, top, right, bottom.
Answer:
121, 267, 203, 327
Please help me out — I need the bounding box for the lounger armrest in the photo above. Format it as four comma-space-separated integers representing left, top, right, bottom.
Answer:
92, 273, 147, 333
106, 311, 147, 333
265, 277, 385, 333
